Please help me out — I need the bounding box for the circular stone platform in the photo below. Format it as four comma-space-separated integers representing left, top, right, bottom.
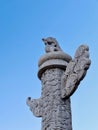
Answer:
38, 51, 72, 79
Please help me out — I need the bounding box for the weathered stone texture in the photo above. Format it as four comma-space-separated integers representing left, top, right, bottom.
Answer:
26, 37, 91, 130
61, 45, 91, 98
41, 68, 72, 130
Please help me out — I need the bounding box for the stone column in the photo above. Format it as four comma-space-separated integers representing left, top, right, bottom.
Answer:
38, 51, 72, 130
26, 37, 91, 130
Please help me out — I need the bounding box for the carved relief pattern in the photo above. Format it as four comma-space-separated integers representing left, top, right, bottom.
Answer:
26, 37, 91, 130
41, 68, 72, 130
61, 45, 91, 98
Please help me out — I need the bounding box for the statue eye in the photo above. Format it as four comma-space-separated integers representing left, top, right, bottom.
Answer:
48, 42, 52, 45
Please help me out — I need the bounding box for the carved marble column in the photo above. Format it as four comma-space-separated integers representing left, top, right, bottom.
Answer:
26, 37, 91, 130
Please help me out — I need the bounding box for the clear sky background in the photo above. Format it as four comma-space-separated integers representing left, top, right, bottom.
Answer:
0, 0, 98, 130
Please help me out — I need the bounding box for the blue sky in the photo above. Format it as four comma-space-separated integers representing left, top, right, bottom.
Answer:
0, 0, 98, 130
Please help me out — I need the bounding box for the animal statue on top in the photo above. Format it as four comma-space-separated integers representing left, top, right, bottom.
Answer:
42, 37, 62, 52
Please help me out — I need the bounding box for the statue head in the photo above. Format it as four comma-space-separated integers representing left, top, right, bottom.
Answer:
42, 37, 62, 53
